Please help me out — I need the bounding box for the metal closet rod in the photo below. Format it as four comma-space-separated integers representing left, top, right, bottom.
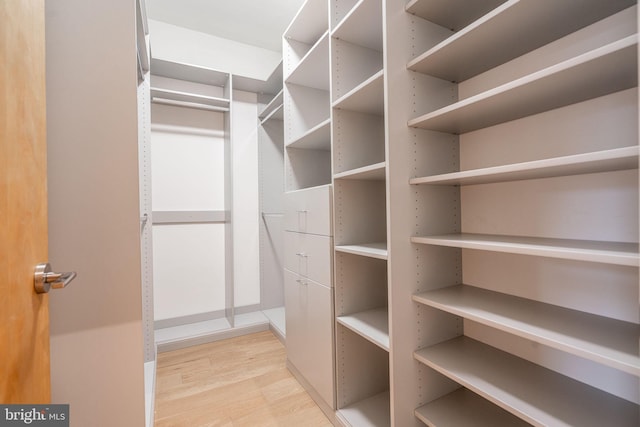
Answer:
151, 97, 230, 112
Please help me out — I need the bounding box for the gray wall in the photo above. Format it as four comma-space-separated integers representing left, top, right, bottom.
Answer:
46, 0, 146, 425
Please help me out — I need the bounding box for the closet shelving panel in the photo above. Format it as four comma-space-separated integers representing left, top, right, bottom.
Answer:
258, 89, 283, 124
149, 58, 231, 112
331, 0, 390, 426
284, 0, 332, 192
388, 0, 640, 425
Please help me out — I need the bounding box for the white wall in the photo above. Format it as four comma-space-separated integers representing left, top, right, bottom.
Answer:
46, 0, 146, 426
149, 19, 281, 81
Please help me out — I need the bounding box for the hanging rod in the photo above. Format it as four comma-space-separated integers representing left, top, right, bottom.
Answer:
151, 97, 230, 112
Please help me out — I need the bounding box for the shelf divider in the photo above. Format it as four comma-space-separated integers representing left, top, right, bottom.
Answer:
410, 146, 639, 186
337, 307, 389, 351
411, 233, 639, 267
408, 35, 638, 134
415, 388, 530, 427
415, 336, 640, 426
414, 284, 640, 375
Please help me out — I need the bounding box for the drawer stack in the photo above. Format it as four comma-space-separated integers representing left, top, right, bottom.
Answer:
283, 184, 335, 411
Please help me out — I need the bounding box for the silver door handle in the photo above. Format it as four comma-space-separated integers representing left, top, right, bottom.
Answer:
34, 262, 77, 294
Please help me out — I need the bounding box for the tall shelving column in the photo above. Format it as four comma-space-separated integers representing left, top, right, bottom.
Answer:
330, 1, 390, 426
387, 0, 640, 426
282, 0, 336, 419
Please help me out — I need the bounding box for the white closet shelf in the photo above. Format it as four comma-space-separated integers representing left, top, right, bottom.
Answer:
151, 58, 229, 87
411, 233, 639, 267
332, 0, 383, 52
259, 90, 283, 120
334, 162, 386, 181
338, 390, 391, 427
260, 105, 283, 124
150, 88, 230, 109
409, 146, 639, 186
407, 0, 636, 82
415, 388, 530, 427
408, 35, 638, 134
414, 336, 640, 427
285, 31, 330, 91
405, 0, 506, 31
284, 0, 328, 45
413, 284, 640, 376
337, 307, 389, 351
336, 242, 388, 260
333, 70, 384, 116
286, 118, 331, 150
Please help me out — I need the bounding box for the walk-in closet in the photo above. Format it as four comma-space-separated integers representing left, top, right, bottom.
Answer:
31, 0, 637, 425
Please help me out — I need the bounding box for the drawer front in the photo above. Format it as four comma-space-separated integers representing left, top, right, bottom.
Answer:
284, 231, 333, 286
284, 269, 335, 408
284, 185, 332, 236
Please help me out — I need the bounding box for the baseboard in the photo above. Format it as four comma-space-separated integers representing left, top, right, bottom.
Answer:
157, 321, 269, 353
286, 360, 338, 426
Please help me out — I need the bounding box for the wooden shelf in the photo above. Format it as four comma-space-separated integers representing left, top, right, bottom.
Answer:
415, 388, 530, 427
333, 69, 384, 115
286, 31, 330, 91
408, 0, 636, 81
284, 0, 328, 45
415, 337, 640, 426
286, 118, 331, 150
411, 233, 639, 267
334, 162, 386, 181
410, 146, 639, 186
259, 90, 283, 120
336, 242, 388, 260
337, 307, 389, 351
150, 88, 230, 112
408, 35, 638, 134
405, 0, 505, 31
414, 285, 640, 376
332, 0, 383, 52
338, 390, 391, 427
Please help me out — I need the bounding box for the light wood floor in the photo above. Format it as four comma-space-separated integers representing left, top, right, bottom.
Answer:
154, 330, 333, 427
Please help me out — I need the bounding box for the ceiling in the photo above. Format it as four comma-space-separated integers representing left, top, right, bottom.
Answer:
145, 0, 306, 53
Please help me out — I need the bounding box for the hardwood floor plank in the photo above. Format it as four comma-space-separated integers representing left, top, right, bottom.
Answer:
154, 330, 332, 426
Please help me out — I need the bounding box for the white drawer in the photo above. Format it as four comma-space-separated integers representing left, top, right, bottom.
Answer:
284, 269, 335, 408
284, 231, 333, 286
284, 185, 332, 236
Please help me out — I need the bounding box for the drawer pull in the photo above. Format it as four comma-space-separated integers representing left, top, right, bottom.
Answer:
295, 279, 308, 286
297, 210, 308, 214
295, 252, 308, 258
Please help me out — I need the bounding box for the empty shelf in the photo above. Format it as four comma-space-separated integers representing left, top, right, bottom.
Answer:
415, 336, 639, 426
332, 0, 383, 51
338, 390, 391, 427
415, 388, 530, 427
405, 0, 506, 31
409, 146, 639, 186
150, 88, 230, 110
337, 307, 389, 351
333, 70, 384, 115
408, 35, 638, 134
336, 242, 388, 260
151, 58, 229, 87
259, 90, 283, 120
414, 285, 640, 375
411, 233, 639, 267
286, 118, 331, 150
408, 0, 636, 81
286, 31, 330, 91
284, 0, 328, 45
334, 162, 386, 181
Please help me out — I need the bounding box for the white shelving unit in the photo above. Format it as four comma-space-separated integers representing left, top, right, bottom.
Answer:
282, 0, 336, 421
385, 0, 640, 425
331, 1, 390, 426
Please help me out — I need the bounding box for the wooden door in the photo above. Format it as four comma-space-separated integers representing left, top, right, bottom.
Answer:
0, 0, 50, 403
